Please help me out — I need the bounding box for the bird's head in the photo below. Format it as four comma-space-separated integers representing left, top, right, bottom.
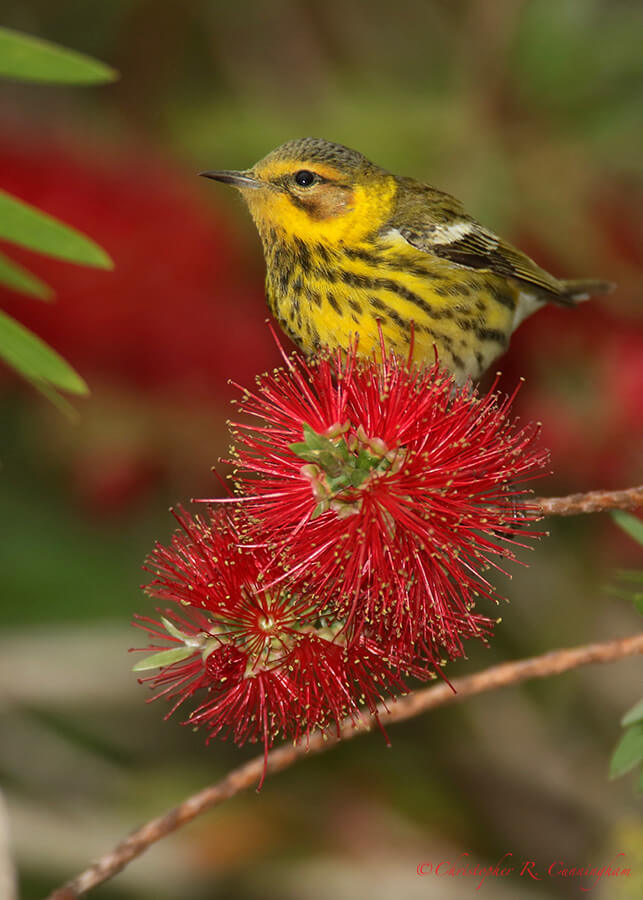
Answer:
201, 138, 397, 244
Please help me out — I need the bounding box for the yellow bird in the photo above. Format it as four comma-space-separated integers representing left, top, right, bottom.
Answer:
202, 138, 612, 383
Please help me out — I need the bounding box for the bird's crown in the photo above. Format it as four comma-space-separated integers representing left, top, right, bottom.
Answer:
256, 138, 379, 176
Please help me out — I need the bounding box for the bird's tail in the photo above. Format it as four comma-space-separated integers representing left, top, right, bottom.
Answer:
560, 278, 616, 304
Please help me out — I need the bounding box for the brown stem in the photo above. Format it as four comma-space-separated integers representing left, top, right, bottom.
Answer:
45, 632, 643, 900
537, 485, 643, 517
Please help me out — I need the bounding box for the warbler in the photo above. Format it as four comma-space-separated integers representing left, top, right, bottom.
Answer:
201, 138, 612, 382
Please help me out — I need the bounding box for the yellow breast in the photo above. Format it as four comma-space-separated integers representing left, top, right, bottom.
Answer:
263, 229, 518, 383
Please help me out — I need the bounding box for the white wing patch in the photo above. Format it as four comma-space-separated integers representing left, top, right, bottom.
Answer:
382, 221, 482, 248
430, 220, 481, 245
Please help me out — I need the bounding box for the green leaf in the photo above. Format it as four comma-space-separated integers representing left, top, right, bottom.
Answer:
0, 190, 113, 268
0, 26, 117, 84
611, 510, 643, 547
0, 309, 88, 395
160, 617, 192, 642
132, 646, 196, 672
0, 252, 53, 300
609, 722, 643, 780
622, 698, 643, 727
635, 594, 643, 615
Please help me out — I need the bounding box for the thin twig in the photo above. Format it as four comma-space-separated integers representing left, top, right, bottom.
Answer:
537, 484, 643, 517
45, 631, 643, 900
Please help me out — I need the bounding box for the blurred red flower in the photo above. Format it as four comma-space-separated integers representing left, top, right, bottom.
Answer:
502, 304, 643, 491
502, 188, 643, 492
0, 131, 280, 514
0, 132, 275, 399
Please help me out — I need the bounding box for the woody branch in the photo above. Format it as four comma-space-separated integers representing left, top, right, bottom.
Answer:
537, 485, 643, 516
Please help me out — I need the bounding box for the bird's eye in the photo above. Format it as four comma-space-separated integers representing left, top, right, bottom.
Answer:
294, 170, 316, 187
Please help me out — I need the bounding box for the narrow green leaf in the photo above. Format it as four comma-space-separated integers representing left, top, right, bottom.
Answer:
635, 595, 643, 615
160, 617, 192, 643
0, 27, 117, 84
132, 646, 196, 672
0, 251, 53, 300
611, 510, 643, 547
622, 698, 643, 727
609, 722, 643, 779
0, 309, 88, 395
0, 190, 113, 268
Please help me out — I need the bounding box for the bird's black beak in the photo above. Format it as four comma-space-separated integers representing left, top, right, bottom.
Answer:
199, 170, 262, 189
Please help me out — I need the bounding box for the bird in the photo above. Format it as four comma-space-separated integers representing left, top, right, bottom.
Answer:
201, 138, 613, 383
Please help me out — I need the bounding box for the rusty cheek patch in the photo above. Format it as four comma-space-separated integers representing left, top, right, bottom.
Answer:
301, 185, 354, 220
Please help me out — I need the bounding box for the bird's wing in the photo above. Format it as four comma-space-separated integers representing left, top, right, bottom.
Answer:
390, 180, 568, 301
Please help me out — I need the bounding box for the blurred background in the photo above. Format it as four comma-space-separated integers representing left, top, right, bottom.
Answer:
0, 0, 641, 897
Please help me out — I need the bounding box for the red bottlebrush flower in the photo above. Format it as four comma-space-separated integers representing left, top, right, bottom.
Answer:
134, 506, 424, 782
219, 341, 548, 659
